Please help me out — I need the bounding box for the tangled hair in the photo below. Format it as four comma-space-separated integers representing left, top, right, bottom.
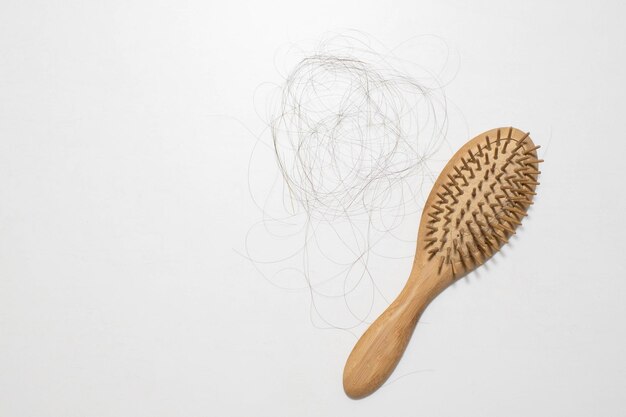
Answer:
270, 34, 448, 220
247, 33, 453, 329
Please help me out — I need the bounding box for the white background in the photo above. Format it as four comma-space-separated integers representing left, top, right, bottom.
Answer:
1, 0, 625, 416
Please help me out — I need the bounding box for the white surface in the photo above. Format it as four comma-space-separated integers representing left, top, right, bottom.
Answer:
1, 1, 625, 416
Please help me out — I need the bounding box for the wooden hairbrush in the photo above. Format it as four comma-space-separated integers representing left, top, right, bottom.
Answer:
343, 127, 542, 399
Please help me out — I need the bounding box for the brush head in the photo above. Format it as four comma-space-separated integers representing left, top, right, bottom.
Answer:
417, 127, 542, 280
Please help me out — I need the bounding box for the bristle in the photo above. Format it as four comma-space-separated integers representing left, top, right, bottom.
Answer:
466, 242, 479, 263
453, 166, 469, 185
506, 206, 527, 216
428, 212, 441, 222
424, 237, 437, 246
510, 133, 530, 154
524, 145, 541, 155
502, 138, 511, 153
499, 213, 518, 223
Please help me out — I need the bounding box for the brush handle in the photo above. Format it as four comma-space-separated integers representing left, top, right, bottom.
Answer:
343, 269, 444, 399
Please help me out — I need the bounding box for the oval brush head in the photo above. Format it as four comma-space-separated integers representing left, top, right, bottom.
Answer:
343, 127, 542, 399
418, 126, 541, 278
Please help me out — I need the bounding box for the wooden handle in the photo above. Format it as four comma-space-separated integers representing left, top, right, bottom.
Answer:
343, 270, 445, 399
343, 298, 422, 398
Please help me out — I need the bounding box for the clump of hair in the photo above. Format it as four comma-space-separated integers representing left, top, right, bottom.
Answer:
247, 32, 453, 329
269, 33, 448, 220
